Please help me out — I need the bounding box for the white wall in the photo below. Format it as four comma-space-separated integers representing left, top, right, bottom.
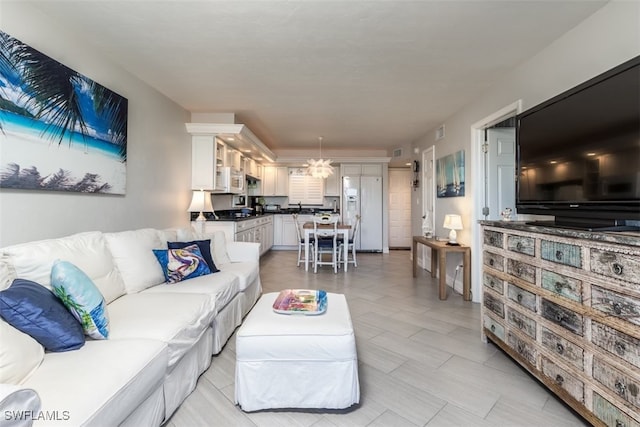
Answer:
0, 2, 193, 246
411, 1, 640, 300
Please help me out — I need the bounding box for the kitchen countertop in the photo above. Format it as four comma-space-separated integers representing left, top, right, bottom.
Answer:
193, 209, 340, 222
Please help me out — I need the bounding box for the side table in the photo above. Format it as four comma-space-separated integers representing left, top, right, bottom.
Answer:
412, 236, 471, 301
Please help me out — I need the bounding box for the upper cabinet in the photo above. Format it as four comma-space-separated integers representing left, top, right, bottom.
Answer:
186, 120, 276, 191
341, 163, 383, 177
324, 170, 340, 197
262, 166, 288, 196
191, 135, 226, 191
244, 157, 262, 179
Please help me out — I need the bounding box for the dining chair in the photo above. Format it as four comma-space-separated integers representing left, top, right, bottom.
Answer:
292, 214, 313, 267
312, 214, 339, 273
338, 214, 360, 269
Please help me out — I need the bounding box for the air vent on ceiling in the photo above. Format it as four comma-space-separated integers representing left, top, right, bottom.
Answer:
435, 124, 445, 141
392, 148, 403, 158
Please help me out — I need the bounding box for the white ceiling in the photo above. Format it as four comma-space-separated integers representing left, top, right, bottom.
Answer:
27, 0, 607, 156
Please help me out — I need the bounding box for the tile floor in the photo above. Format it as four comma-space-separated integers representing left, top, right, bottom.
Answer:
166, 250, 588, 426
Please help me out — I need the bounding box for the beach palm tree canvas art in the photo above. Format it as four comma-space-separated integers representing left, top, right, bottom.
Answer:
0, 31, 127, 194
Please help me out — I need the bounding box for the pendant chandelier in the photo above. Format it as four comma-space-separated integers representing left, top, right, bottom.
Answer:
306, 136, 334, 179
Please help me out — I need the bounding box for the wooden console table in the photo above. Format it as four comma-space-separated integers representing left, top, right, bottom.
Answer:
412, 236, 471, 301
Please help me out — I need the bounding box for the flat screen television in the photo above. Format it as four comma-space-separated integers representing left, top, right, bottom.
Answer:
516, 55, 640, 231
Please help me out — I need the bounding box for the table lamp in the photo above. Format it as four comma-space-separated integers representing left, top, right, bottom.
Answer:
188, 190, 215, 234
443, 214, 463, 246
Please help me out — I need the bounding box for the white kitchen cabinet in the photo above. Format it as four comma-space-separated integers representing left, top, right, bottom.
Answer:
191, 135, 226, 191
273, 215, 284, 246
274, 214, 313, 248
262, 166, 288, 196
198, 215, 273, 256
341, 163, 384, 177
324, 170, 340, 197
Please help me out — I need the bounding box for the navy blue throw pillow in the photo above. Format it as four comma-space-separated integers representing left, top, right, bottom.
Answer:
167, 239, 219, 273
0, 278, 85, 352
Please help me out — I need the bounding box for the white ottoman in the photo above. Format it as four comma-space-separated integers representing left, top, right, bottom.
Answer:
235, 292, 360, 411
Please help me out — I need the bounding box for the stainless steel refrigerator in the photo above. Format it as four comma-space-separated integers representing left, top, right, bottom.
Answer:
342, 175, 383, 251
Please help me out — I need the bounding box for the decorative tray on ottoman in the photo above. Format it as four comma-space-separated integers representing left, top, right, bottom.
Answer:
272, 289, 328, 315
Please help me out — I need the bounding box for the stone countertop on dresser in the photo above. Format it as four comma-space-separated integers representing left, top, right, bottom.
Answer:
479, 220, 640, 247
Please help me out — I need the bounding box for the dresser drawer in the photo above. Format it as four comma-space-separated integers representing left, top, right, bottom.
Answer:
592, 286, 640, 327
591, 248, 640, 286
507, 331, 537, 366
507, 258, 536, 284
592, 322, 640, 369
541, 269, 582, 303
484, 230, 504, 249
484, 292, 505, 318
541, 240, 582, 268
483, 315, 505, 341
483, 272, 504, 294
507, 235, 535, 257
484, 251, 504, 272
593, 358, 640, 409
541, 356, 584, 403
507, 283, 537, 312
507, 307, 536, 339
541, 327, 584, 371
541, 299, 584, 336
593, 392, 640, 427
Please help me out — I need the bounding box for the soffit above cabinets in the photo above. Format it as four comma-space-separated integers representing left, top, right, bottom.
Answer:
185, 122, 277, 163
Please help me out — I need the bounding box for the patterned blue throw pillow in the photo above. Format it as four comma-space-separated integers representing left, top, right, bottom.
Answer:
167, 240, 219, 273
0, 278, 85, 352
50, 260, 109, 340
153, 244, 211, 284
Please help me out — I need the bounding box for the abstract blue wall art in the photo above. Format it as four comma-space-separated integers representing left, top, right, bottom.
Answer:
0, 31, 128, 194
436, 149, 465, 198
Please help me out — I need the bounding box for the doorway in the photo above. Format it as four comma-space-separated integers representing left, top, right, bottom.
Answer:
388, 168, 412, 249
420, 146, 435, 269
470, 100, 522, 302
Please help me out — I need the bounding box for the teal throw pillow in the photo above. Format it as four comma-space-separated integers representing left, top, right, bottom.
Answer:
50, 260, 109, 340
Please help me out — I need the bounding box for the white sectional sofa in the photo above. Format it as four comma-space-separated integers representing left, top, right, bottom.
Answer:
0, 227, 261, 426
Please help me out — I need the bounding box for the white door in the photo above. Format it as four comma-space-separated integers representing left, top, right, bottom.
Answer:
485, 127, 516, 220
388, 169, 412, 248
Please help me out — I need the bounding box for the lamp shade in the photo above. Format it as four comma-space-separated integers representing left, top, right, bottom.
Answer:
187, 190, 213, 215
443, 214, 463, 245
443, 214, 463, 230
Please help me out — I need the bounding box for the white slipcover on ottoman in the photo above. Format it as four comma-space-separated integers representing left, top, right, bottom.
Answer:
235, 292, 359, 411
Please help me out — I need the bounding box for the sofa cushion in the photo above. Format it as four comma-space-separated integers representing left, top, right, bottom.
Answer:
218, 261, 259, 291
0, 232, 126, 304
209, 231, 231, 267
0, 318, 44, 384
24, 339, 167, 427
143, 270, 241, 316
168, 240, 218, 273
104, 229, 166, 294
51, 260, 110, 340
107, 293, 214, 367
0, 278, 85, 351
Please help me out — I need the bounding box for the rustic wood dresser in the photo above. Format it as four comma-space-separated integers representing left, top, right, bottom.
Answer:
480, 221, 640, 426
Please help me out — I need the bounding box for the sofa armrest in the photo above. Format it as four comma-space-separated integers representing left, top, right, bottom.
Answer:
226, 242, 260, 263
0, 384, 41, 426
